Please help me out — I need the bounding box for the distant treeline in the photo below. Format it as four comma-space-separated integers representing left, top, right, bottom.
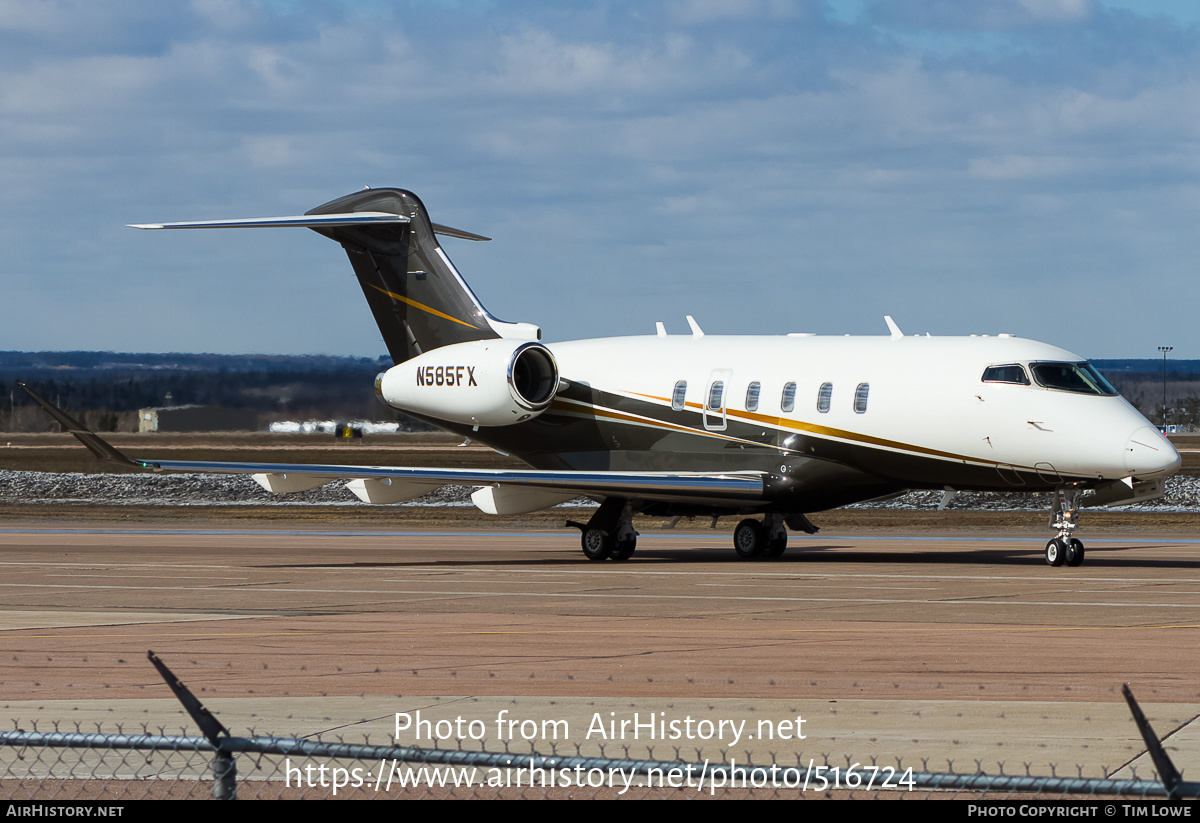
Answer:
1056, 359, 1200, 427
0, 351, 432, 432
4, 351, 1200, 433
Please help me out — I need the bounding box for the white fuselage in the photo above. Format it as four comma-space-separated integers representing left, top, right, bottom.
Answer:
538, 332, 1178, 490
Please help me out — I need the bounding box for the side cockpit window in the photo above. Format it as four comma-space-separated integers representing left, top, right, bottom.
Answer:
981, 364, 1030, 385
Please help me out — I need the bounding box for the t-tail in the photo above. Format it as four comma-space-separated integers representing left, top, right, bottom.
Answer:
130, 187, 541, 364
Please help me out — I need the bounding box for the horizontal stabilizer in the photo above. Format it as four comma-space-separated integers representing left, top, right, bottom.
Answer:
129, 213, 489, 241
128, 212, 409, 230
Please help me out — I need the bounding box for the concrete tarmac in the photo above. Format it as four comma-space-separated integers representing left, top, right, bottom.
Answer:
2, 523, 1199, 792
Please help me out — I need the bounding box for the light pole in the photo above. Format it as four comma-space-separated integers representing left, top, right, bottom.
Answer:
1159, 346, 1173, 428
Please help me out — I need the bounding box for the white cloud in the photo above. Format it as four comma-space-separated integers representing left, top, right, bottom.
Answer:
1018, 0, 1092, 21
0, 0, 68, 34
670, 0, 805, 25
188, 0, 261, 32
240, 135, 300, 169
494, 29, 618, 93
968, 154, 1075, 179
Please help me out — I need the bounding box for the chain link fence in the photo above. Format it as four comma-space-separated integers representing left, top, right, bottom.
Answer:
0, 723, 1192, 800
2, 654, 1195, 801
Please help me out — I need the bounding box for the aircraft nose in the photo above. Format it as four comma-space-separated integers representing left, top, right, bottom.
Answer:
1125, 426, 1182, 477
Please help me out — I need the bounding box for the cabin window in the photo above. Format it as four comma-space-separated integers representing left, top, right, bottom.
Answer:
707, 381, 725, 411
781, 382, 796, 413
981, 364, 1030, 385
816, 382, 832, 413
745, 382, 761, 412
853, 382, 870, 413
1030, 362, 1118, 396
671, 380, 687, 411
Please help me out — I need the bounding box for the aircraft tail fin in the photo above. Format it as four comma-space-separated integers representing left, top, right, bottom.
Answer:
131, 188, 539, 364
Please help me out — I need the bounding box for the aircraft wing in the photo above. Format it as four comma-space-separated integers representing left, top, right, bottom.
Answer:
17, 383, 766, 514
135, 457, 766, 509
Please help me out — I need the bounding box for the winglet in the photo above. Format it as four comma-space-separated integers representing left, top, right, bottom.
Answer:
16, 382, 141, 468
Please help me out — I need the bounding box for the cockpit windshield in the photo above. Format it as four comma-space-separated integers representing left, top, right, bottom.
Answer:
1029, 362, 1118, 396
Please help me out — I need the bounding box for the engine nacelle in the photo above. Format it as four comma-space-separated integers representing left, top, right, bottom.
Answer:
377, 339, 559, 427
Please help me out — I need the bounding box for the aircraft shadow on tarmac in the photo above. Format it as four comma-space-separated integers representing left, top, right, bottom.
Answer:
264, 540, 1200, 570
610, 543, 1200, 568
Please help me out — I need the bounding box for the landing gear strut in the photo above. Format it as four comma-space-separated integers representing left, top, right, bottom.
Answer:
1046, 486, 1085, 567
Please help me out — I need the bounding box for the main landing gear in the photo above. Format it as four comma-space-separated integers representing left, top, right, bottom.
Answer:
570, 498, 638, 562
580, 523, 637, 561
734, 514, 787, 559
571, 502, 819, 563
1045, 486, 1085, 567
731, 512, 818, 560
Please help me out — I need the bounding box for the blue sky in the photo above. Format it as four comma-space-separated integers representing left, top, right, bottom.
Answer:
2, 0, 1199, 359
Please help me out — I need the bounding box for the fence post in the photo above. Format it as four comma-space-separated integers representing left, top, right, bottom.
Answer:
148, 650, 237, 800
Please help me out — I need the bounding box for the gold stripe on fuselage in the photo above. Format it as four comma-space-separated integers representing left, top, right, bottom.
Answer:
550, 396, 773, 451
603, 390, 1042, 473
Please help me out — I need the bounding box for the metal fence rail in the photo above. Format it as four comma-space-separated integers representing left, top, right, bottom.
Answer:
2, 726, 1195, 800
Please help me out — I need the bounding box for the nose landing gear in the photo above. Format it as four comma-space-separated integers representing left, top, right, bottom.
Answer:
1046, 487, 1085, 567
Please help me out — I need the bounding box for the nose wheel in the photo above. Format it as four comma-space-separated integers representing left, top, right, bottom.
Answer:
1045, 537, 1085, 567
1046, 487, 1086, 568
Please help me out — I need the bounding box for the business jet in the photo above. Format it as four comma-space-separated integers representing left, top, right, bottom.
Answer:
23, 187, 1181, 567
